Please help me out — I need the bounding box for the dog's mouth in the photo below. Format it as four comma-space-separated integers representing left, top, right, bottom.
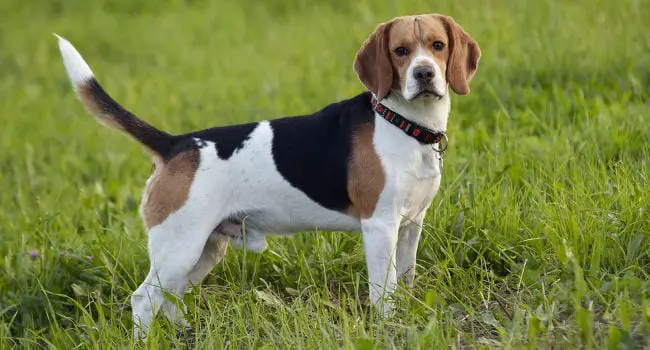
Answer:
412, 88, 443, 101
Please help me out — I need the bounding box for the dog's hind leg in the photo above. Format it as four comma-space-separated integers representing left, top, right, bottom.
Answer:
131, 204, 229, 341
186, 234, 229, 286
159, 233, 230, 328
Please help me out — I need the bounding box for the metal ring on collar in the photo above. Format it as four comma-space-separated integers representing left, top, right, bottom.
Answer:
436, 133, 448, 153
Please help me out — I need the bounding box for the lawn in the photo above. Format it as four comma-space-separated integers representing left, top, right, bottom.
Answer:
1, 0, 649, 348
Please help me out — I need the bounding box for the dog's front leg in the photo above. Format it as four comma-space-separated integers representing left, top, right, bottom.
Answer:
396, 213, 426, 287
361, 217, 400, 317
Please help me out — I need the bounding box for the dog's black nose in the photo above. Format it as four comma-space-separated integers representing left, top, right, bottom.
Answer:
413, 66, 434, 82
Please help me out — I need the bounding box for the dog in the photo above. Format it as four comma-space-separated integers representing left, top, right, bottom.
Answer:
56, 13, 480, 339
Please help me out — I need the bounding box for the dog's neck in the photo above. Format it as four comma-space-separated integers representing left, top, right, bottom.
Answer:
378, 90, 451, 132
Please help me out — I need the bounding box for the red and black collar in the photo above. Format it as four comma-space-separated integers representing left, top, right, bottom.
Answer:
371, 95, 448, 148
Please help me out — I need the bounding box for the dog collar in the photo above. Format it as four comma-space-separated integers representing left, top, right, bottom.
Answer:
370, 95, 448, 150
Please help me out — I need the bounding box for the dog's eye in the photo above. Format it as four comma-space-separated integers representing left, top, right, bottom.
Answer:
432, 41, 445, 51
394, 47, 409, 57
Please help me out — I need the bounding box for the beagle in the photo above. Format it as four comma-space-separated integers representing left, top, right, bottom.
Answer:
56, 13, 480, 339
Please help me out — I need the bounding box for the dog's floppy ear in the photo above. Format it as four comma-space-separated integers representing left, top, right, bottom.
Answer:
435, 15, 481, 95
353, 21, 394, 100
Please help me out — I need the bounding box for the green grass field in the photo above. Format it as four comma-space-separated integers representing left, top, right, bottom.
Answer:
1, 0, 649, 348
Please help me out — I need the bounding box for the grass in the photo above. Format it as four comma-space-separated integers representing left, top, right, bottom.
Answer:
1, 0, 649, 348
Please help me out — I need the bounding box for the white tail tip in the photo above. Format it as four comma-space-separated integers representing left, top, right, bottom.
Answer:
55, 34, 94, 86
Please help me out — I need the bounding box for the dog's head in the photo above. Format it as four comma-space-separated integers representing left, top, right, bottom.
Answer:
354, 14, 481, 101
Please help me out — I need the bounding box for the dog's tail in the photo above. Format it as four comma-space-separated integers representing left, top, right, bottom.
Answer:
56, 35, 172, 159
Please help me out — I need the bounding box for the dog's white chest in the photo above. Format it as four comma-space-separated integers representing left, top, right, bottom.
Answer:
400, 172, 441, 219
374, 120, 444, 221
410, 146, 443, 180
398, 151, 442, 219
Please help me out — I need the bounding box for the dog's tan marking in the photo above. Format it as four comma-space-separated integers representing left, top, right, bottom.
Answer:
142, 149, 200, 228
347, 122, 385, 219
